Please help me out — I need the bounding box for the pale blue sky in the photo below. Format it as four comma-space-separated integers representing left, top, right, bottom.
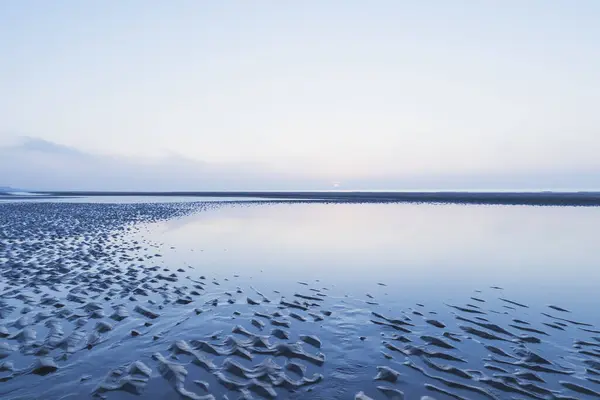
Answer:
1, 1, 600, 190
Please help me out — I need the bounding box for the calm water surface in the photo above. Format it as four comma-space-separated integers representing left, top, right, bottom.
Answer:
155, 202, 600, 312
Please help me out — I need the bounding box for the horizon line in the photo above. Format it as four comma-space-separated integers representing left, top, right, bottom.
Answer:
4, 189, 600, 206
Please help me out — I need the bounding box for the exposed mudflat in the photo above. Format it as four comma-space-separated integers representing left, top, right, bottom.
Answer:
30, 190, 600, 206
1, 201, 599, 399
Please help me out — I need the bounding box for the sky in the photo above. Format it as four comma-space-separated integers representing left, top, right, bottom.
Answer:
1, 1, 600, 190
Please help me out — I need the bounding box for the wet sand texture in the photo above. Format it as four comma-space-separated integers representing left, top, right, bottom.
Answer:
1, 202, 600, 399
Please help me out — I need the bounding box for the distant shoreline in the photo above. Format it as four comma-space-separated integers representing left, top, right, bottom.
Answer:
2, 190, 599, 206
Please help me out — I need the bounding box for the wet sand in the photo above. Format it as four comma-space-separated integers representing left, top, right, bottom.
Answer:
1, 201, 600, 399
27, 190, 600, 206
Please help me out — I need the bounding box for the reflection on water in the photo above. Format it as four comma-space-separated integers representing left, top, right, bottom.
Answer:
156, 202, 600, 315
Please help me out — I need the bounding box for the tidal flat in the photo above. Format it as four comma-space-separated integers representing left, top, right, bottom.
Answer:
1, 199, 600, 399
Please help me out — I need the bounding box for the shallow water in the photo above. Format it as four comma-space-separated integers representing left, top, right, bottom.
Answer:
1, 200, 600, 399
0, 196, 295, 204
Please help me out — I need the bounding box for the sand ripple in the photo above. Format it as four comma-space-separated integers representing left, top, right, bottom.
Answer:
1, 202, 600, 399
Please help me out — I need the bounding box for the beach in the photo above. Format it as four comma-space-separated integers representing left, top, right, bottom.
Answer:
1, 199, 600, 399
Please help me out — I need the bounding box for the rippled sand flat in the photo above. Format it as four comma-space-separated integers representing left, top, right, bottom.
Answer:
1, 201, 600, 399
